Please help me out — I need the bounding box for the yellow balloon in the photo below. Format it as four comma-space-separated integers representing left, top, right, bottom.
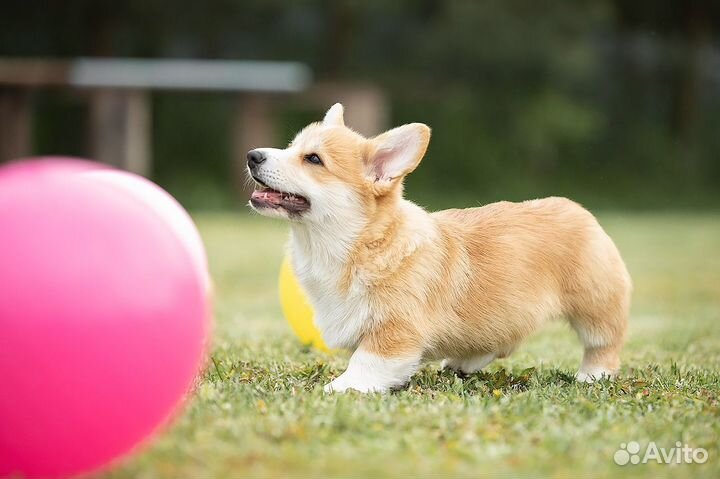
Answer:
278, 256, 330, 352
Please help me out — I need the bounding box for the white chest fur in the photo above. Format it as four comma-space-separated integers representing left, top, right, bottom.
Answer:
289, 219, 370, 350
288, 200, 438, 350
296, 271, 370, 350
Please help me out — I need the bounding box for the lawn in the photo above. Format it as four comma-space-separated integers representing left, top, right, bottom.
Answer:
104, 211, 720, 479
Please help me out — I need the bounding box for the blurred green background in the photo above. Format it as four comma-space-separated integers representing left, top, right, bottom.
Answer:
2, 0, 720, 210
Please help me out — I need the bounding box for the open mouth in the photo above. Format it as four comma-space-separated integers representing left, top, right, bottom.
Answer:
250, 179, 310, 214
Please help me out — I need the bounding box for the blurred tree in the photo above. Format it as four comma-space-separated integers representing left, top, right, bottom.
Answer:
1, 0, 718, 208
613, 0, 720, 140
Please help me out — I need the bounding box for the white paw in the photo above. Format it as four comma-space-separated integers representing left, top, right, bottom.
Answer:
323, 377, 386, 394
442, 353, 496, 374
576, 369, 615, 383
323, 349, 420, 394
441, 358, 462, 371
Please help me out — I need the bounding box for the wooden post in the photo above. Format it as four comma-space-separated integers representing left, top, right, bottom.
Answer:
0, 87, 32, 164
88, 89, 151, 176
232, 94, 275, 198
337, 87, 388, 137
295, 82, 389, 136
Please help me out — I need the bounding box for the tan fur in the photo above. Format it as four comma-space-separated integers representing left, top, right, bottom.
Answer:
352, 197, 631, 370
248, 104, 632, 389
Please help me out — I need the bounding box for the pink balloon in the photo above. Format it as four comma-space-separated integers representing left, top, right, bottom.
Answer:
0, 156, 108, 180
81, 170, 211, 294
0, 159, 210, 293
0, 161, 210, 478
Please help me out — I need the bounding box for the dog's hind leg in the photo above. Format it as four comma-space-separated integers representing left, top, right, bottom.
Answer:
565, 231, 632, 383
569, 283, 630, 383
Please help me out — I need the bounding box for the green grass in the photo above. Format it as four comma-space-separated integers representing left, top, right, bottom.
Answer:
104, 212, 720, 479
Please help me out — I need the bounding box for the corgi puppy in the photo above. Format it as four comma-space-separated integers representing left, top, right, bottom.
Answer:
247, 103, 632, 393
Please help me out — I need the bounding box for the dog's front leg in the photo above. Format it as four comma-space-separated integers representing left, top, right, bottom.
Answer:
324, 347, 421, 393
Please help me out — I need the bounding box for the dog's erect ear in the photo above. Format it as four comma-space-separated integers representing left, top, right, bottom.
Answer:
323, 103, 345, 127
366, 123, 431, 192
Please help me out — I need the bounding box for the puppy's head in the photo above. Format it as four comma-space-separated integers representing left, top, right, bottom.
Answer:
247, 103, 430, 222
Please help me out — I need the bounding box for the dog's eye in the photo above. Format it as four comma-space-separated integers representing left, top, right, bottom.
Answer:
304, 153, 323, 166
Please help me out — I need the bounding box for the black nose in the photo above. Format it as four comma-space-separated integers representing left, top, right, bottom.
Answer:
247, 150, 266, 168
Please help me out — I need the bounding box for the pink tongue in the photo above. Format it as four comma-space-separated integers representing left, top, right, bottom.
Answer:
251, 189, 283, 205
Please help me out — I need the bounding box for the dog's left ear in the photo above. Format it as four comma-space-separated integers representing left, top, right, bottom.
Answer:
366, 123, 431, 193
323, 103, 345, 127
